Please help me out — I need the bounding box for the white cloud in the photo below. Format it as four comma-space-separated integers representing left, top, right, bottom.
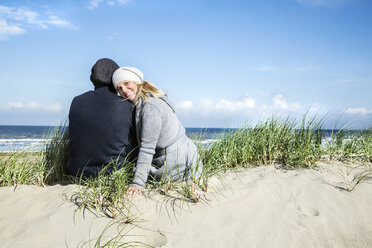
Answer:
0, 5, 43, 27
0, 5, 75, 38
196, 96, 256, 113
0, 19, 25, 38
88, 0, 131, 9
272, 94, 301, 111
175, 97, 257, 127
175, 96, 257, 120
175, 94, 306, 128
215, 97, 256, 111
107, 1, 116, 6
0, 101, 63, 113
176, 100, 193, 112
0, 6, 39, 24
46, 15, 75, 29
43, 103, 63, 112
198, 98, 213, 112
344, 107, 372, 115
7, 102, 24, 109
176, 94, 301, 117
88, 0, 104, 9
173, 95, 369, 129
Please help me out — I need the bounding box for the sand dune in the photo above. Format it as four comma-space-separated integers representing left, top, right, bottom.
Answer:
1, 162, 372, 247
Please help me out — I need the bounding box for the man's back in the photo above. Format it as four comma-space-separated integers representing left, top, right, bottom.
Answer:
66, 58, 135, 178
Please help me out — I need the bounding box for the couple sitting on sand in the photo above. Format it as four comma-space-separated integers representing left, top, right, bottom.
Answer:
66, 58, 202, 197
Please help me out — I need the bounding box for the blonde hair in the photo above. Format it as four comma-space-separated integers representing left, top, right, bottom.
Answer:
136, 80, 165, 103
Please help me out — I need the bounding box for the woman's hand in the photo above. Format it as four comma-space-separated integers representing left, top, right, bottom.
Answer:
125, 185, 142, 197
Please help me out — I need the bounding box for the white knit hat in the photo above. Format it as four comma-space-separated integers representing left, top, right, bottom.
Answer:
112, 66, 144, 89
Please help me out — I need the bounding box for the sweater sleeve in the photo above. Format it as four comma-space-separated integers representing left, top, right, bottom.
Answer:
131, 104, 162, 188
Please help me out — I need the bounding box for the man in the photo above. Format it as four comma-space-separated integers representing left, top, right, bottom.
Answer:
66, 58, 136, 178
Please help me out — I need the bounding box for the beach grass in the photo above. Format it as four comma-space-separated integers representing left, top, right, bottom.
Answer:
325, 127, 372, 162
200, 115, 324, 177
0, 150, 45, 186
78, 218, 154, 248
71, 163, 137, 219
1, 115, 371, 206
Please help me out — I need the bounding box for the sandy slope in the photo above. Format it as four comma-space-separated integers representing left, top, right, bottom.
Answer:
1, 162, 372, 248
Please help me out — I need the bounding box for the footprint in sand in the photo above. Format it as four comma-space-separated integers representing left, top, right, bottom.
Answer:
290, 202, 319, 217
298, 206, 319, 217
289, 205, 320, 231
289, 190, 319, 217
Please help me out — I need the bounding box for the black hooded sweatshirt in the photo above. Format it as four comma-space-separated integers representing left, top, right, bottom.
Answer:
66, 58, 136, 178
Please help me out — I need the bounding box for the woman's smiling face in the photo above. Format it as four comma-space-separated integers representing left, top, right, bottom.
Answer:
116, 81, 138, 102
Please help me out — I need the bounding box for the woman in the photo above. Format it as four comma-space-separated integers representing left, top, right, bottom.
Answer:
112, 66, 203, 197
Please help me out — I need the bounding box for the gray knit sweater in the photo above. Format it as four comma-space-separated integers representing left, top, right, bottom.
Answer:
132, 95, 186, 187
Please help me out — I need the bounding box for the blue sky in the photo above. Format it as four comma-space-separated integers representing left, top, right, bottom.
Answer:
0, 0, 371, 128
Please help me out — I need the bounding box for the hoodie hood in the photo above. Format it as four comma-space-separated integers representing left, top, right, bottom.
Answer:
90, 58, 119, 87
159, 93, 176, 113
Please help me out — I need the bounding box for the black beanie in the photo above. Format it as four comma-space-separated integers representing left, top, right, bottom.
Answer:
90, 58, 119, 86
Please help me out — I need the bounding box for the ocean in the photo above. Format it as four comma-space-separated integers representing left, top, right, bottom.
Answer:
0, 125, 360, 152
0, 125, 231, 152
0, 125, 54, 152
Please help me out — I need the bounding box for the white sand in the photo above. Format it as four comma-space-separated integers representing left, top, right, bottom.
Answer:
1, 162, 372, 247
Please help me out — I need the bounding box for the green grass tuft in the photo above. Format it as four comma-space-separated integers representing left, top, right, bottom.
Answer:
0, 115, 371, 210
